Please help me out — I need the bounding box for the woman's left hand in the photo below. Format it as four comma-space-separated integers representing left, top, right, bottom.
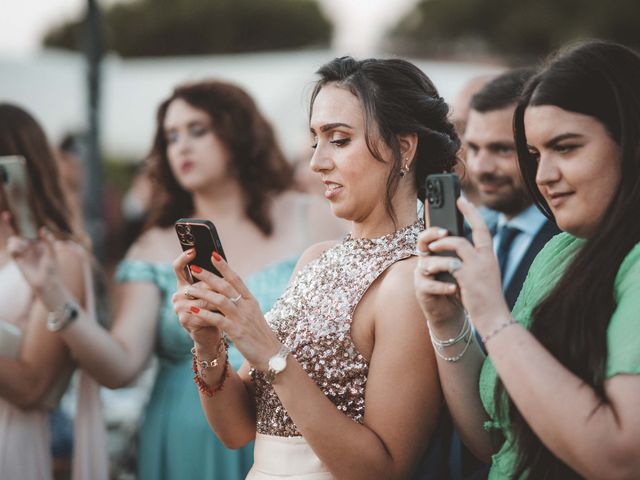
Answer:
184, 254, 282, 371
427, 197, 510, 331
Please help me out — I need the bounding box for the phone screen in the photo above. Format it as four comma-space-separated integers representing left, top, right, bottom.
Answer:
0, 156, 38, 239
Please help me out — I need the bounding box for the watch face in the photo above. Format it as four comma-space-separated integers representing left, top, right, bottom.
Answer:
269, 355, 286, 372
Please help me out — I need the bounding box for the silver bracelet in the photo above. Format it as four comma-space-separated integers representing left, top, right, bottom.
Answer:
481, 318, 517, 345
432, 326, 473, 363
428, 314, 470, 349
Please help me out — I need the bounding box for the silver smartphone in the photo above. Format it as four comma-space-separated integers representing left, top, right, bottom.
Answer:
0, 156, 38, 239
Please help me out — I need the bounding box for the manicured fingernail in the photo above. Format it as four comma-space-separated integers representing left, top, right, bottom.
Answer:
438, 228, 447, 236
185, 248, 195, 255
190, 306, 200, 313
212, 252, 222, 262
191, 265, 202, 274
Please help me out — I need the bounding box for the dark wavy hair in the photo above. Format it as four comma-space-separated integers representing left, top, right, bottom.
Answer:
310, 57, 460, 224
500, 40, 640, 479
146, 80, 293, 235
0, 103, 74, 240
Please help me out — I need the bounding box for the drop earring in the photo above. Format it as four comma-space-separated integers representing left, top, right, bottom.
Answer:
399, 158, 409, 177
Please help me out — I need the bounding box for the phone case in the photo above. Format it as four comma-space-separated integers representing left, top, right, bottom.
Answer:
175, 218, 227, 282
425, 173, 463, 283
0, 156, 38, 239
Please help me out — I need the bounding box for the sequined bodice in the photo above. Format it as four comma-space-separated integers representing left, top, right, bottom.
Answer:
252, 221, 422, 437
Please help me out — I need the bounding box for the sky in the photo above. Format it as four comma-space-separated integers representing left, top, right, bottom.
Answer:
0, 0, 419, 57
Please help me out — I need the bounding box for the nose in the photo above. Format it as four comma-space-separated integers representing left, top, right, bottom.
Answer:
535, 152, 560, 187
309, 143, 333, 174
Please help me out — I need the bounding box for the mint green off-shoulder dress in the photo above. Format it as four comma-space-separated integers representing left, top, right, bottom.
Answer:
116, 257, 298, 480
479, 233, 640, 479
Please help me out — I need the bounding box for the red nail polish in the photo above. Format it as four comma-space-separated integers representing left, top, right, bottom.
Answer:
190, 306, 200, 314
212, 252, 222, 262
191, 265, 202, 274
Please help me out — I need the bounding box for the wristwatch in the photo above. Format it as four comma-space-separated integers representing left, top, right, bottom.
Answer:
47, 301, 79, 332
265, 345, 291, 383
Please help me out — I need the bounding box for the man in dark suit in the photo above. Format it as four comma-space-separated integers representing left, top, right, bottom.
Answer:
465, 68, 560, 309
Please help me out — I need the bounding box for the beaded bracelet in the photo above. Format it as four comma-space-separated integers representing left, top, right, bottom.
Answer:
481, 318, 517, 345
432, 325, 473, 363
192, 337, 230, 397
428, 314, 470, 350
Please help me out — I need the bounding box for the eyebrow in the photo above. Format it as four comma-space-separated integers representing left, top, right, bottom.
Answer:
310, 122, 354, 134
544, 133, 584, 148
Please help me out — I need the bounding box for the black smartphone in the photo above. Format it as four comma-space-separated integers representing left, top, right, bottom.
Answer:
425, 173, 463, 283
0, 156, 38, 239
174, 218, 227, 283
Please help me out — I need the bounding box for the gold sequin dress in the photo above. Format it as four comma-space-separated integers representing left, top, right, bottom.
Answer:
247, 221, 422, 479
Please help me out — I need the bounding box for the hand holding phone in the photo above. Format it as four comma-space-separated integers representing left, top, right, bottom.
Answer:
425, 173, 464, 283
174, 218, 226, 283
0, 156, 38, 239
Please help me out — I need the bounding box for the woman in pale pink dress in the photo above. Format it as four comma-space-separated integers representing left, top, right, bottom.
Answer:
0, 103, 106, 480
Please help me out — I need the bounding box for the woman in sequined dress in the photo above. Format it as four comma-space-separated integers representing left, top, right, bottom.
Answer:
174, 57, 460, 479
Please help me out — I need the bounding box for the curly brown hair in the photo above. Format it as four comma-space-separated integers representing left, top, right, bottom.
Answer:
146, 80, 294, 235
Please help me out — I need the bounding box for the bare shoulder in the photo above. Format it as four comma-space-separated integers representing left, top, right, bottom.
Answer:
375, 256, 422, 319
125, 226, 179, 263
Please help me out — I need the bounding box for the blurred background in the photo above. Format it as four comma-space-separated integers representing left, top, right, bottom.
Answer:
4, 0, 639, 263
2, 1, 639, 477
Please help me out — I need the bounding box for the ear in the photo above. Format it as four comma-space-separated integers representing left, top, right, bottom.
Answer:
397, 133, 418, 170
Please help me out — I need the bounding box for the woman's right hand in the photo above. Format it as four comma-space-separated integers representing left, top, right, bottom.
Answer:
2, 213, 63, 299
172, 249, 222, 352
413, 227, 465, 326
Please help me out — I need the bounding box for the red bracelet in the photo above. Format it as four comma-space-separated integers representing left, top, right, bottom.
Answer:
192, 338, 230, 397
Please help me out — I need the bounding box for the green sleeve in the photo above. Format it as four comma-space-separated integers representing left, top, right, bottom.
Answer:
606, 243, 640, 377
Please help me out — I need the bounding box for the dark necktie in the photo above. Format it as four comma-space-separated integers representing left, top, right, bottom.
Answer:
496, 225, 521, 282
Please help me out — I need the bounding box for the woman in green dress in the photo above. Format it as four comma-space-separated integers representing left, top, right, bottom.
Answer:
414, 40, 640, 479
8, 80, 345, 480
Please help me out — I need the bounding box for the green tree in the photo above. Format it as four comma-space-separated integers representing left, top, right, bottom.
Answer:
44, 0, 332, 57
391, 0, 640, 59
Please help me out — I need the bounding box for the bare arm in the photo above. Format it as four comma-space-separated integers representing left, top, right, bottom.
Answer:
175, 241, 337, 448
0, 242, 81, 408
272, 258, 442, 479
10, 231, 162, 389
414, 226, 497, 462
184, 248, 441, 478
487, 320, 640, 479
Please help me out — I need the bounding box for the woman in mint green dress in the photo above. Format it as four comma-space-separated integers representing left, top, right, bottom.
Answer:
10, 80, 346, 480
414, 40, 640, 479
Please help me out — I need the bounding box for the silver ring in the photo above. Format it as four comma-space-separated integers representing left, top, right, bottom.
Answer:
184, 286, 194, 300
448, 258, 462, 274
415, 246, 429, 257
230, 294, 242, 304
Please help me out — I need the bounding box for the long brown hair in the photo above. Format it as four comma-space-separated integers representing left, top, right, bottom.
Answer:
0, 103, 74, 240
146, 80, 293, 235
505, 40, 640, 479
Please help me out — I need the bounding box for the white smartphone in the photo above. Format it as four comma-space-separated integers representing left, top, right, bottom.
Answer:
0, 155, 39, 239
